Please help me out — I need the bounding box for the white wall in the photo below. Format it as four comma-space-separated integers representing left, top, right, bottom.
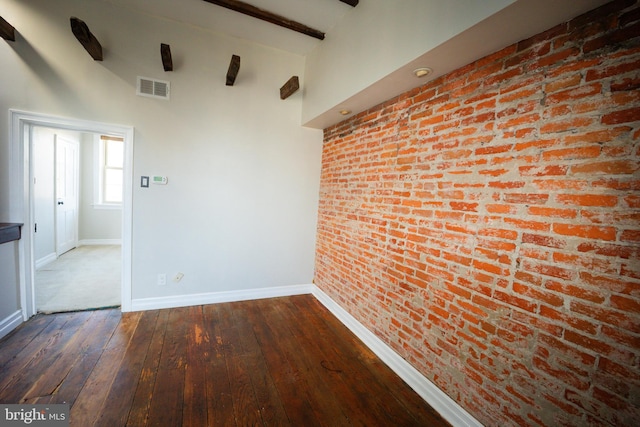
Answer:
0, 0, 322, 308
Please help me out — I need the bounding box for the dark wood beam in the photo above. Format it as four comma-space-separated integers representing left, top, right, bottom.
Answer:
340, 0, 359, 6
70, 17, 103, 61
226, 54, 240, 86
0, 16, 16, 41
203, 0, 325, 40
161, 43, 173, 71
280, 76, 299, 100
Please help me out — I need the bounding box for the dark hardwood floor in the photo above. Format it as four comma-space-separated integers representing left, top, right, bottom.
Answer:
0, 295, 451, 426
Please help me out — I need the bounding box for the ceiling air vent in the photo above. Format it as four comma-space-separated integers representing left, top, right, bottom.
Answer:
136, 76, 170, 100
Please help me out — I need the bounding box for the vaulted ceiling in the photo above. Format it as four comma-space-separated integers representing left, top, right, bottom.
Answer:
101, 0, 355, 56
94, 0, 612, 128
100, 0, 612, 61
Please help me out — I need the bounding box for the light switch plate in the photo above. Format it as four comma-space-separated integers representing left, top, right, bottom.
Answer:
141, 176, 149, 187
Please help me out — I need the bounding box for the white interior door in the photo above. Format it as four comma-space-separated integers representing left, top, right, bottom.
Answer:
55, 134, 79, 255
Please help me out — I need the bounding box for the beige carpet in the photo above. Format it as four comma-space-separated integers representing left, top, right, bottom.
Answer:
35, 245, 121, 313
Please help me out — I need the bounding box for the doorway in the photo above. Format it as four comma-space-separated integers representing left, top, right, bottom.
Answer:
9, 110, 134, 319
32, 127, 123, 313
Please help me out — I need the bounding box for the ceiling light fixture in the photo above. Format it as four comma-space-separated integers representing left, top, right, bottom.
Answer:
339, 109, 351, 115
413, 67, 432, 78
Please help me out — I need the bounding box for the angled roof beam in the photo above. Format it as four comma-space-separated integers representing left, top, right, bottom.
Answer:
280, 76, 299, 100
0, 16, 16, 41
202, 0, 325, 40
70, 17, 103, 61
226, 54, 241, 86
161, 43, 173, 71
340, 0, 359, 6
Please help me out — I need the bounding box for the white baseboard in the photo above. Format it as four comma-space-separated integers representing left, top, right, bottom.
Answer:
0, 310, 24, 340
79, 239, 122, 246
312, 286, 483, 427
35, 252, 57, 270
131, 284, 315, 312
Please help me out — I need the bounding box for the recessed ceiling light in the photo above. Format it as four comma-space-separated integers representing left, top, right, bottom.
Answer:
339, 109, 351, 115
413, 67, 433, 78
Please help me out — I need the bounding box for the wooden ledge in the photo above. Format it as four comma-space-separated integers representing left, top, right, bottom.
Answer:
0, 223, 23, 244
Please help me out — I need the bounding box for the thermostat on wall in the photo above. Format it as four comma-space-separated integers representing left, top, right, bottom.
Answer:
152, 176, 168, 185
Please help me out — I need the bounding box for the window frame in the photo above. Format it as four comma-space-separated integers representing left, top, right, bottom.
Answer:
94, 134, 124, 209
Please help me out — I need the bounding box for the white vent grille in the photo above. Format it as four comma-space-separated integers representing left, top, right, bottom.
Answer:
136, 76, 170, 100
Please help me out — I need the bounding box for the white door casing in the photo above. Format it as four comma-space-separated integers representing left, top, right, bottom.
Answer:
33, 127, 56, 266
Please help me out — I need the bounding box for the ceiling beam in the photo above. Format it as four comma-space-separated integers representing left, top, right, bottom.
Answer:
280, 76, 299, 100
340, 0, 359, 6
161, 43, 173, 71
70, 17, 103, 61
226, 54, 241, 86
202, 0, 325, 40
0, 16, 16, 41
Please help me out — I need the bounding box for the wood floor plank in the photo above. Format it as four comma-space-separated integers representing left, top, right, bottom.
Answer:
242, 300, 326, 426
21, 310, 115, 402
94, 310, 159, 426
0, 311, 92, 403
0, 314, 55, 369
268, 297, 377, 426
126, 309, 169, 427
229, 302, 290, 426
0, 313, 76, 399
254, 299, 358, 426
293, 296, 451, 426
217, 302, 264, 426
145, 307, 189, 427
279, 297, 407, 425
70, 311, 142, 427
40, 309, 123, 407
202, 303, 236, 427
183, 306, 209, 427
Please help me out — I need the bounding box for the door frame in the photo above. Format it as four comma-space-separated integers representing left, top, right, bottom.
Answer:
9, 110, 134, 318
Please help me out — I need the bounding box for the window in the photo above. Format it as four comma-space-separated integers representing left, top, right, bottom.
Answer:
96, 135, 124, 207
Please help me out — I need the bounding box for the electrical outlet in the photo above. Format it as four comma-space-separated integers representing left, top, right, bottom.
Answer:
157, 273, 167, 286
173, 272, 184, 283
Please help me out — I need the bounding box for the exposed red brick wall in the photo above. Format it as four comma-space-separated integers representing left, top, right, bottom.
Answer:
314, 1, 640, 425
